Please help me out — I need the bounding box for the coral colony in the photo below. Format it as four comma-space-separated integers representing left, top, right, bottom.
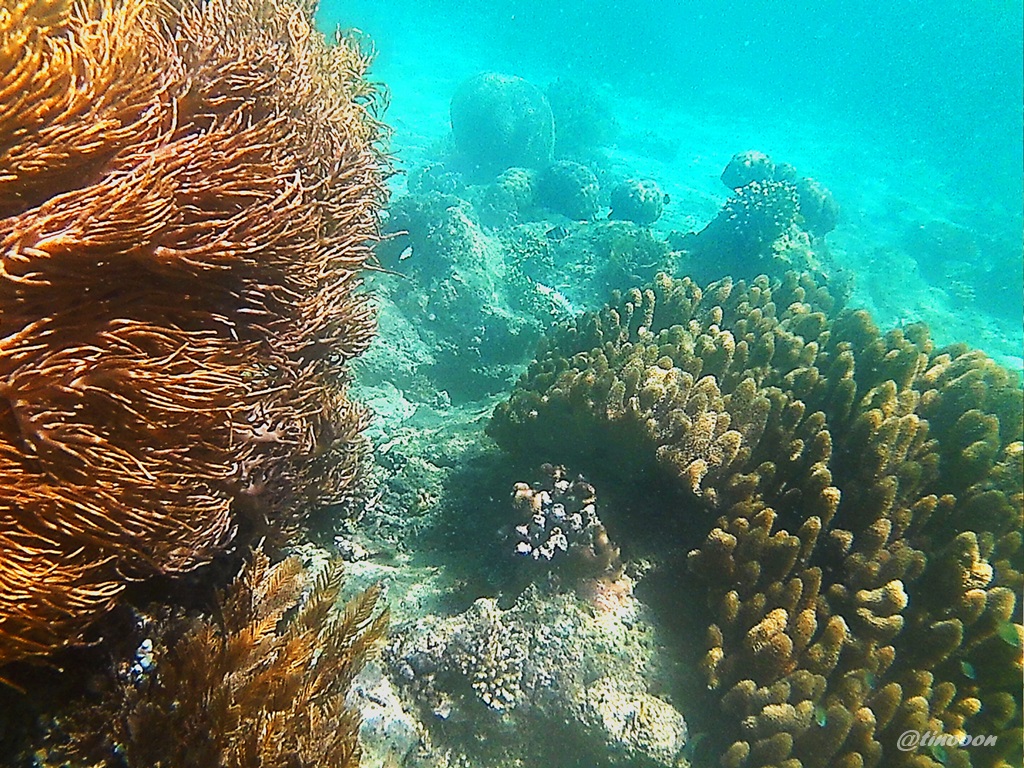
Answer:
0, 0, 386, 764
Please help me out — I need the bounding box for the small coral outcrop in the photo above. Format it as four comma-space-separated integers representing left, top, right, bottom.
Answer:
674, 153, 841, 285
721, 151, 777, 191
696, 179, 802, 265
793, 176, 840, 236
491, 270, 1023, 768
537, 160, 602, 220
610, 178, 667, 225
511, 463, 622, 582
720, 151, 839, 236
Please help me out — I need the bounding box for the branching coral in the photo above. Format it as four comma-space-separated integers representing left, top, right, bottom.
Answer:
0, 0, 386, 666
56, 549, 388, 767
490, 271, 1023, 768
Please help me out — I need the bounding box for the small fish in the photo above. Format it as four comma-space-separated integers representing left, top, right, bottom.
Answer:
998, 621, 1021, 647
813, 703, 828, 727
545, 224, 571, 241
929, 744, 949, 764
663, 193, 671, 204
960, 660, 976, 679
399, 245, 414, 261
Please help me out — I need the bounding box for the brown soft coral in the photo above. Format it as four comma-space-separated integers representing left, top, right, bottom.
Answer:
0, 0, 385, 666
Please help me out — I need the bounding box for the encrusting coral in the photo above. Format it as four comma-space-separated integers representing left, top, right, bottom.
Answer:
0, 0, 386, 666
51, 549, 388, 767
490, 271, 1023, 768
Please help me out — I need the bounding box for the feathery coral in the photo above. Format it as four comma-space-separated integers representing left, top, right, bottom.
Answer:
59, 549, 388, 767
0, 0, 385, 666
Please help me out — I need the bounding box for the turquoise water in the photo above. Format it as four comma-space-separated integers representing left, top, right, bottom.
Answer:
311, 5, 1023, 763
318, 0, 1024, 364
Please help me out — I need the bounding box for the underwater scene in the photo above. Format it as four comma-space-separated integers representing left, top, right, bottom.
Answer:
0, 0, 1021, 767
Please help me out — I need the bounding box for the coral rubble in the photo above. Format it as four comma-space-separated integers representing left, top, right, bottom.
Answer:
491, 270, 1023, 768
0, 0, 385, 666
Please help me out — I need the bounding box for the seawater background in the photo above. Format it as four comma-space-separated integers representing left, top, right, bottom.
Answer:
315, 0, 1024, 363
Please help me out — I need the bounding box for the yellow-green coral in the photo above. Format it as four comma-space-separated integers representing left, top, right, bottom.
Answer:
490, 271, 1023, 768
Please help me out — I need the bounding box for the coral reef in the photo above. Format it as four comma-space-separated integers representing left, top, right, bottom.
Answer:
449, 72, 554, 179
374, 176, 674, 399
511, 464, 622, 581
610, 178, 667, 225
537, 160, 602, 220
47, 549, 388, 767
490, 270, 1023, 768
376, 191, 544, 398
388, 586, 688, 768
0, 0, 385, 666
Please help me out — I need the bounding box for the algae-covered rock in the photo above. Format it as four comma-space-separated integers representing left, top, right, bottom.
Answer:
349, 663, 422, 768
584, 677, 689, 768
